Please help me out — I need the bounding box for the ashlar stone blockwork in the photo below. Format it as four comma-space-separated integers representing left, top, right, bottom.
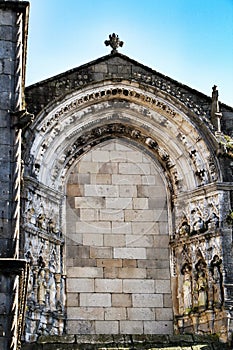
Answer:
65, 140, 172, 335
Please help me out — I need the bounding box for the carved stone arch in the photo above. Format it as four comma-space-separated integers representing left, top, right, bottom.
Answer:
24, 81, 221, 192
22, 79, 226, 340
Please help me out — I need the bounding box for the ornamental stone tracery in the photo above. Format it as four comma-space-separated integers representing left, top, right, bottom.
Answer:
31, 83, 207, 135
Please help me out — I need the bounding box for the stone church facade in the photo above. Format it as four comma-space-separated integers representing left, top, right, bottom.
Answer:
1, 1, 233, 349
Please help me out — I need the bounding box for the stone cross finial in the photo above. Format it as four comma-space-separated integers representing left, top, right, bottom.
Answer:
105, 33, 124, 54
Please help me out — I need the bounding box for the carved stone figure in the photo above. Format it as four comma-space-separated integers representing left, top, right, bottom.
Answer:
196, 271, 208, 309
178, 219, 190, 236
211, 85, 222, 132
48, 274, 57, 311
36, 213, 46, 229
37, 269, 47, 305
210, 255, 223, 308
181, 263, 192, 314
145, 137, 158, 149
207, 212, 219, 230
191, 209, 206, 235
47, 218, 57, 234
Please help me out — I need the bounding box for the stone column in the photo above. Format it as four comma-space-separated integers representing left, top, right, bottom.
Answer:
0, 1, 29, 349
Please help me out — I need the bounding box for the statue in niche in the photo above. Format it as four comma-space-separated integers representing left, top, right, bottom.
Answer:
191, 209, 206, 235
207, 212, 219, 230
178, 218, 190, 237
196, 271, 208, 310
27, 269, 34, 298
47, 218, 58, 234
49, 249, 58, 273
195, 260, 208, 310
27, 207, 36, 225
36, 213, 46, 229
48, 274, 57, 311
37, 256, 45, 269
27, 297, 36, 315
37, 269, 47, 305
210, 255, 223, 308
25, 250, 33, 265
181, 263, 192, 314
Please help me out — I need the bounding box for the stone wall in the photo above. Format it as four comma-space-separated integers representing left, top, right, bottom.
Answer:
0, 1, 29, 349
65, 139, 173, 335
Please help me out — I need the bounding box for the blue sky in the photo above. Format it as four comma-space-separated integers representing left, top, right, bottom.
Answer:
26, 0, 233, 106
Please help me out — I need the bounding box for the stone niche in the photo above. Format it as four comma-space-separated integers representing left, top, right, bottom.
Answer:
65, 139, 173, 335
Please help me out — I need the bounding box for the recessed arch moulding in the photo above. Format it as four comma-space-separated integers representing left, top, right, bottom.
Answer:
21, 81, 232, 341
28, 81, 220, 192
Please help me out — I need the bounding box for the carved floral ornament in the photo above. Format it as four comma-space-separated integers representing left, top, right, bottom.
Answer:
104, 33, 124, 53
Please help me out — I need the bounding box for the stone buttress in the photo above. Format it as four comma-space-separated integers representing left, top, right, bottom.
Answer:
0, 1, 30, 350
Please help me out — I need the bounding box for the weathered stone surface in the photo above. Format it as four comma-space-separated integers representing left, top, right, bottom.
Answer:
37, 335, 75, 344
21, 334, 231, 349
1, 3, 233, 345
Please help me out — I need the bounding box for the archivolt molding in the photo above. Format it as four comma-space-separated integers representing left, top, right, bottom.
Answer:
25, 82, 220, 193
31, 81, 210, 135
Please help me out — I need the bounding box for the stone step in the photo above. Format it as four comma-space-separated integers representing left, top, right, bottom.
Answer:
21, 334, 231, 350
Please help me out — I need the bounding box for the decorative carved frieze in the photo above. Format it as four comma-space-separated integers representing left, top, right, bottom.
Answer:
174, 194, 221, 239
36, 86, 179, 135
131, 71, 211, 122
44, 122, 182, 195
24, 82, 219, 197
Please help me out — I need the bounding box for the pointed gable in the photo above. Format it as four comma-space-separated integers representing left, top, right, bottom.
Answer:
25, 52, 233, 120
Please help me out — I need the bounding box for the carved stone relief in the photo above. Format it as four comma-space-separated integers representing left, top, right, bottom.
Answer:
175, 194, 220, 239
23, 187, 61, 236
22, 185, 65, 342
171, 191, 226, 337
47, 123, 183, 195
172, 238, 223, 314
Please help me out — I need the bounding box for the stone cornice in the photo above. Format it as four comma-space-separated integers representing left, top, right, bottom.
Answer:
174, 182, 233, 202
